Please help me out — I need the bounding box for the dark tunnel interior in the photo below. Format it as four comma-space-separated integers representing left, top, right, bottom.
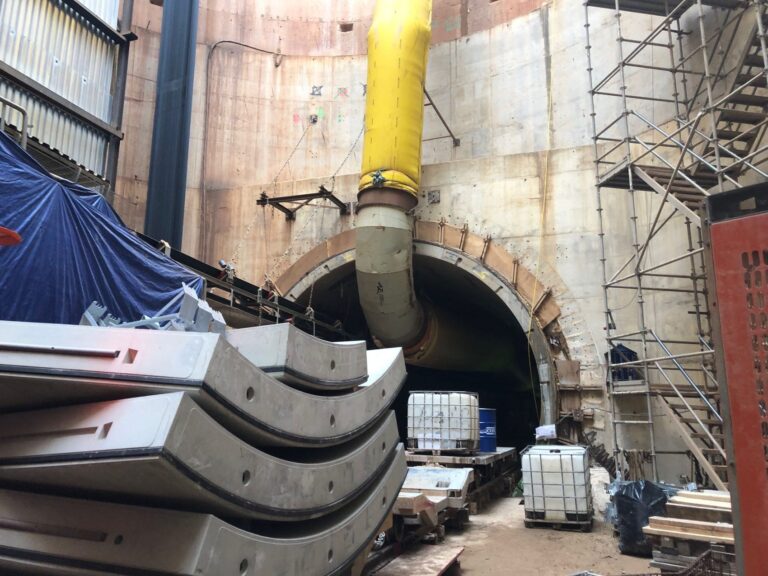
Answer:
294, 253, 542, 451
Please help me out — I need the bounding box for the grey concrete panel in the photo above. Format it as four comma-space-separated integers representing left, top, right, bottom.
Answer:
402, 466, 474, 509
0, 449, 407, 575
226, 323, 367, 391
0, 393, 400, 521
0, 321, 406, 447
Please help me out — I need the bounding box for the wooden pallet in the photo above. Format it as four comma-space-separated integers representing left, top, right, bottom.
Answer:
374, 545, 464, 576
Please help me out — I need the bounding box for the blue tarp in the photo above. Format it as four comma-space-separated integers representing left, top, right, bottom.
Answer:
0, 132, 203, 325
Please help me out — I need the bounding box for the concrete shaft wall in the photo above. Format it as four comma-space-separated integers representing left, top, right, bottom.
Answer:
115, 0, 724, 482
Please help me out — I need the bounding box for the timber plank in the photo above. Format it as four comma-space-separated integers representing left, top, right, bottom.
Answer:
643, 526, 734, 545
644, 516, 734, 545
375, 546, 464, 576
666, 502, 732, 524
677, 490, 730, 503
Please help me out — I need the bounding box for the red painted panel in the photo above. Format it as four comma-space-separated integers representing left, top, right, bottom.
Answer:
711, 212, 768, 576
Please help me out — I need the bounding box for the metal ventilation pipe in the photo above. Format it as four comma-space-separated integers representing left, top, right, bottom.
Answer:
356, 0, 431, 350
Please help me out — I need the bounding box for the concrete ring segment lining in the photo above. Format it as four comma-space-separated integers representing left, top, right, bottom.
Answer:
0, 322, 406, 447
282, 243, 558, 425
0, 447, 407, 575
0, 393, 401, 521
226, 323, 368, 391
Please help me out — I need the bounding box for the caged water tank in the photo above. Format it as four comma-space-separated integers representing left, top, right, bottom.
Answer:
407, 392, 479, 453
521, 445, 593, 530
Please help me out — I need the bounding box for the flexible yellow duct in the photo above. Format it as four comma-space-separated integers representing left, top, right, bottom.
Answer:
355, 0, 432, 349
359, 0, 432, 199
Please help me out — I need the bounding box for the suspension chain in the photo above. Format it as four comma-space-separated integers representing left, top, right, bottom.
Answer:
229, 119, 316, 267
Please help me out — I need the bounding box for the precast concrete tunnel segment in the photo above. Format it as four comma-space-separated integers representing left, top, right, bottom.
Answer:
355, 0, 521, 374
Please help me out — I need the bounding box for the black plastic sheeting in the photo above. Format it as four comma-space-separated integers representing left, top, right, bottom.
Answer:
610, 480, 675, 557
0, 132, 203, 325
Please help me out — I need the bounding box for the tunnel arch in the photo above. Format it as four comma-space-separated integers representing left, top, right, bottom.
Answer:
276, 221, 568, 426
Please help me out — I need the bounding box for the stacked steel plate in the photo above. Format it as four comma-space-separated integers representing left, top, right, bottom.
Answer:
0, 321, 407, 575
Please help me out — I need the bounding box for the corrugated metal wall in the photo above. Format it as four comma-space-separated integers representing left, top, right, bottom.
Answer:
0, 0, 119, 176
79, 0, 119, 28
0, 79, 108, 172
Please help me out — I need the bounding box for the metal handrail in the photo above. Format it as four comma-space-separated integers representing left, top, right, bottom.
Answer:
0, 96, 28, 149
630, 110, 741, 188
648, 330, 722, 422
654, 361, 727, 460
689, 123, 768, 179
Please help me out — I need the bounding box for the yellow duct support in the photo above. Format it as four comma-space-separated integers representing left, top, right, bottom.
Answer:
358, 0, 432, 199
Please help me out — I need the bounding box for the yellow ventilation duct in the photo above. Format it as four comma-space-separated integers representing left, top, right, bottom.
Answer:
355, 0, 432, 349
358, 0, 432, 202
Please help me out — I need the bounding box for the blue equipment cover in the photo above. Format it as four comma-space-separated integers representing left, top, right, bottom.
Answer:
0, 132, 203, 325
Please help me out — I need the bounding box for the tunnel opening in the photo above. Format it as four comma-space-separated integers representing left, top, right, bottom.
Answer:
292, 252, 543, 452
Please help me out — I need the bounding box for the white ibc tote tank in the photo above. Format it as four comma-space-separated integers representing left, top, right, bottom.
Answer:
407, 391, 479, 453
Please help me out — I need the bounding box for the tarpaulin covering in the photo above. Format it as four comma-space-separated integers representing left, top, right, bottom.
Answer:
609, 480, 672, 557
0, 132, 203, 325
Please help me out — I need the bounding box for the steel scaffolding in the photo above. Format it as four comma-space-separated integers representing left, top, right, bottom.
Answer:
585, 0, 768, 487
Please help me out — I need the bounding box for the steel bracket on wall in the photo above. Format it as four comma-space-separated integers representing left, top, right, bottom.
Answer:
257, 185, 351, 221
424, 88, 460, 147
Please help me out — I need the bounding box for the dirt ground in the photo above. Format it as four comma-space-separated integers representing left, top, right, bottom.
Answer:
441, 495, 658, 575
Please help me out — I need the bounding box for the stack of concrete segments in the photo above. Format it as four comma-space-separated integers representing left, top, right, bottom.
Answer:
0, 321, 407, 575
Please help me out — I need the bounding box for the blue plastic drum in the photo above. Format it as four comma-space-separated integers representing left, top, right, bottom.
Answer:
478, 408, 497, 453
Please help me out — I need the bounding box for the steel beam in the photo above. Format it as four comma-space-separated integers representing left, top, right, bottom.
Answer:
144, 0, 199, 247
105, 0, 135, 198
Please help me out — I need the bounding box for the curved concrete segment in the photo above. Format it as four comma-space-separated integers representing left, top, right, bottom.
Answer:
226, 323, 368, 391
0, 449, 407, 575
0, 393, 401, 521
0, 321, 406, 447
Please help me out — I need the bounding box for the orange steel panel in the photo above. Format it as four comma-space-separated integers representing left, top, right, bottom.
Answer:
710, 208, 768, 576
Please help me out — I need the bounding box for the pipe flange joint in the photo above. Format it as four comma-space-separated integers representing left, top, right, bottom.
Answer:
372, 170, 386, 187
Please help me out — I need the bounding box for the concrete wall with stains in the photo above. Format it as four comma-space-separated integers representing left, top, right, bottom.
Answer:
114, 0, 723, 483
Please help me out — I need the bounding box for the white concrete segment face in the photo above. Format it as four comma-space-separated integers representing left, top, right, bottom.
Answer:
0, 393, 401, 521
402, 466, 474, 509
0, 450, 407, 575
0, 321, 406, 447
225, 323, 368, 391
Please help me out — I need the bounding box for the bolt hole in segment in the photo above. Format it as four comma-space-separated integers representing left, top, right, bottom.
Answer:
240, 558, 248, 575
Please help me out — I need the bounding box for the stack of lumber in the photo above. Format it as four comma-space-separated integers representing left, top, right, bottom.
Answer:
642, 490, 735, 574
665, 490, 732, 524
